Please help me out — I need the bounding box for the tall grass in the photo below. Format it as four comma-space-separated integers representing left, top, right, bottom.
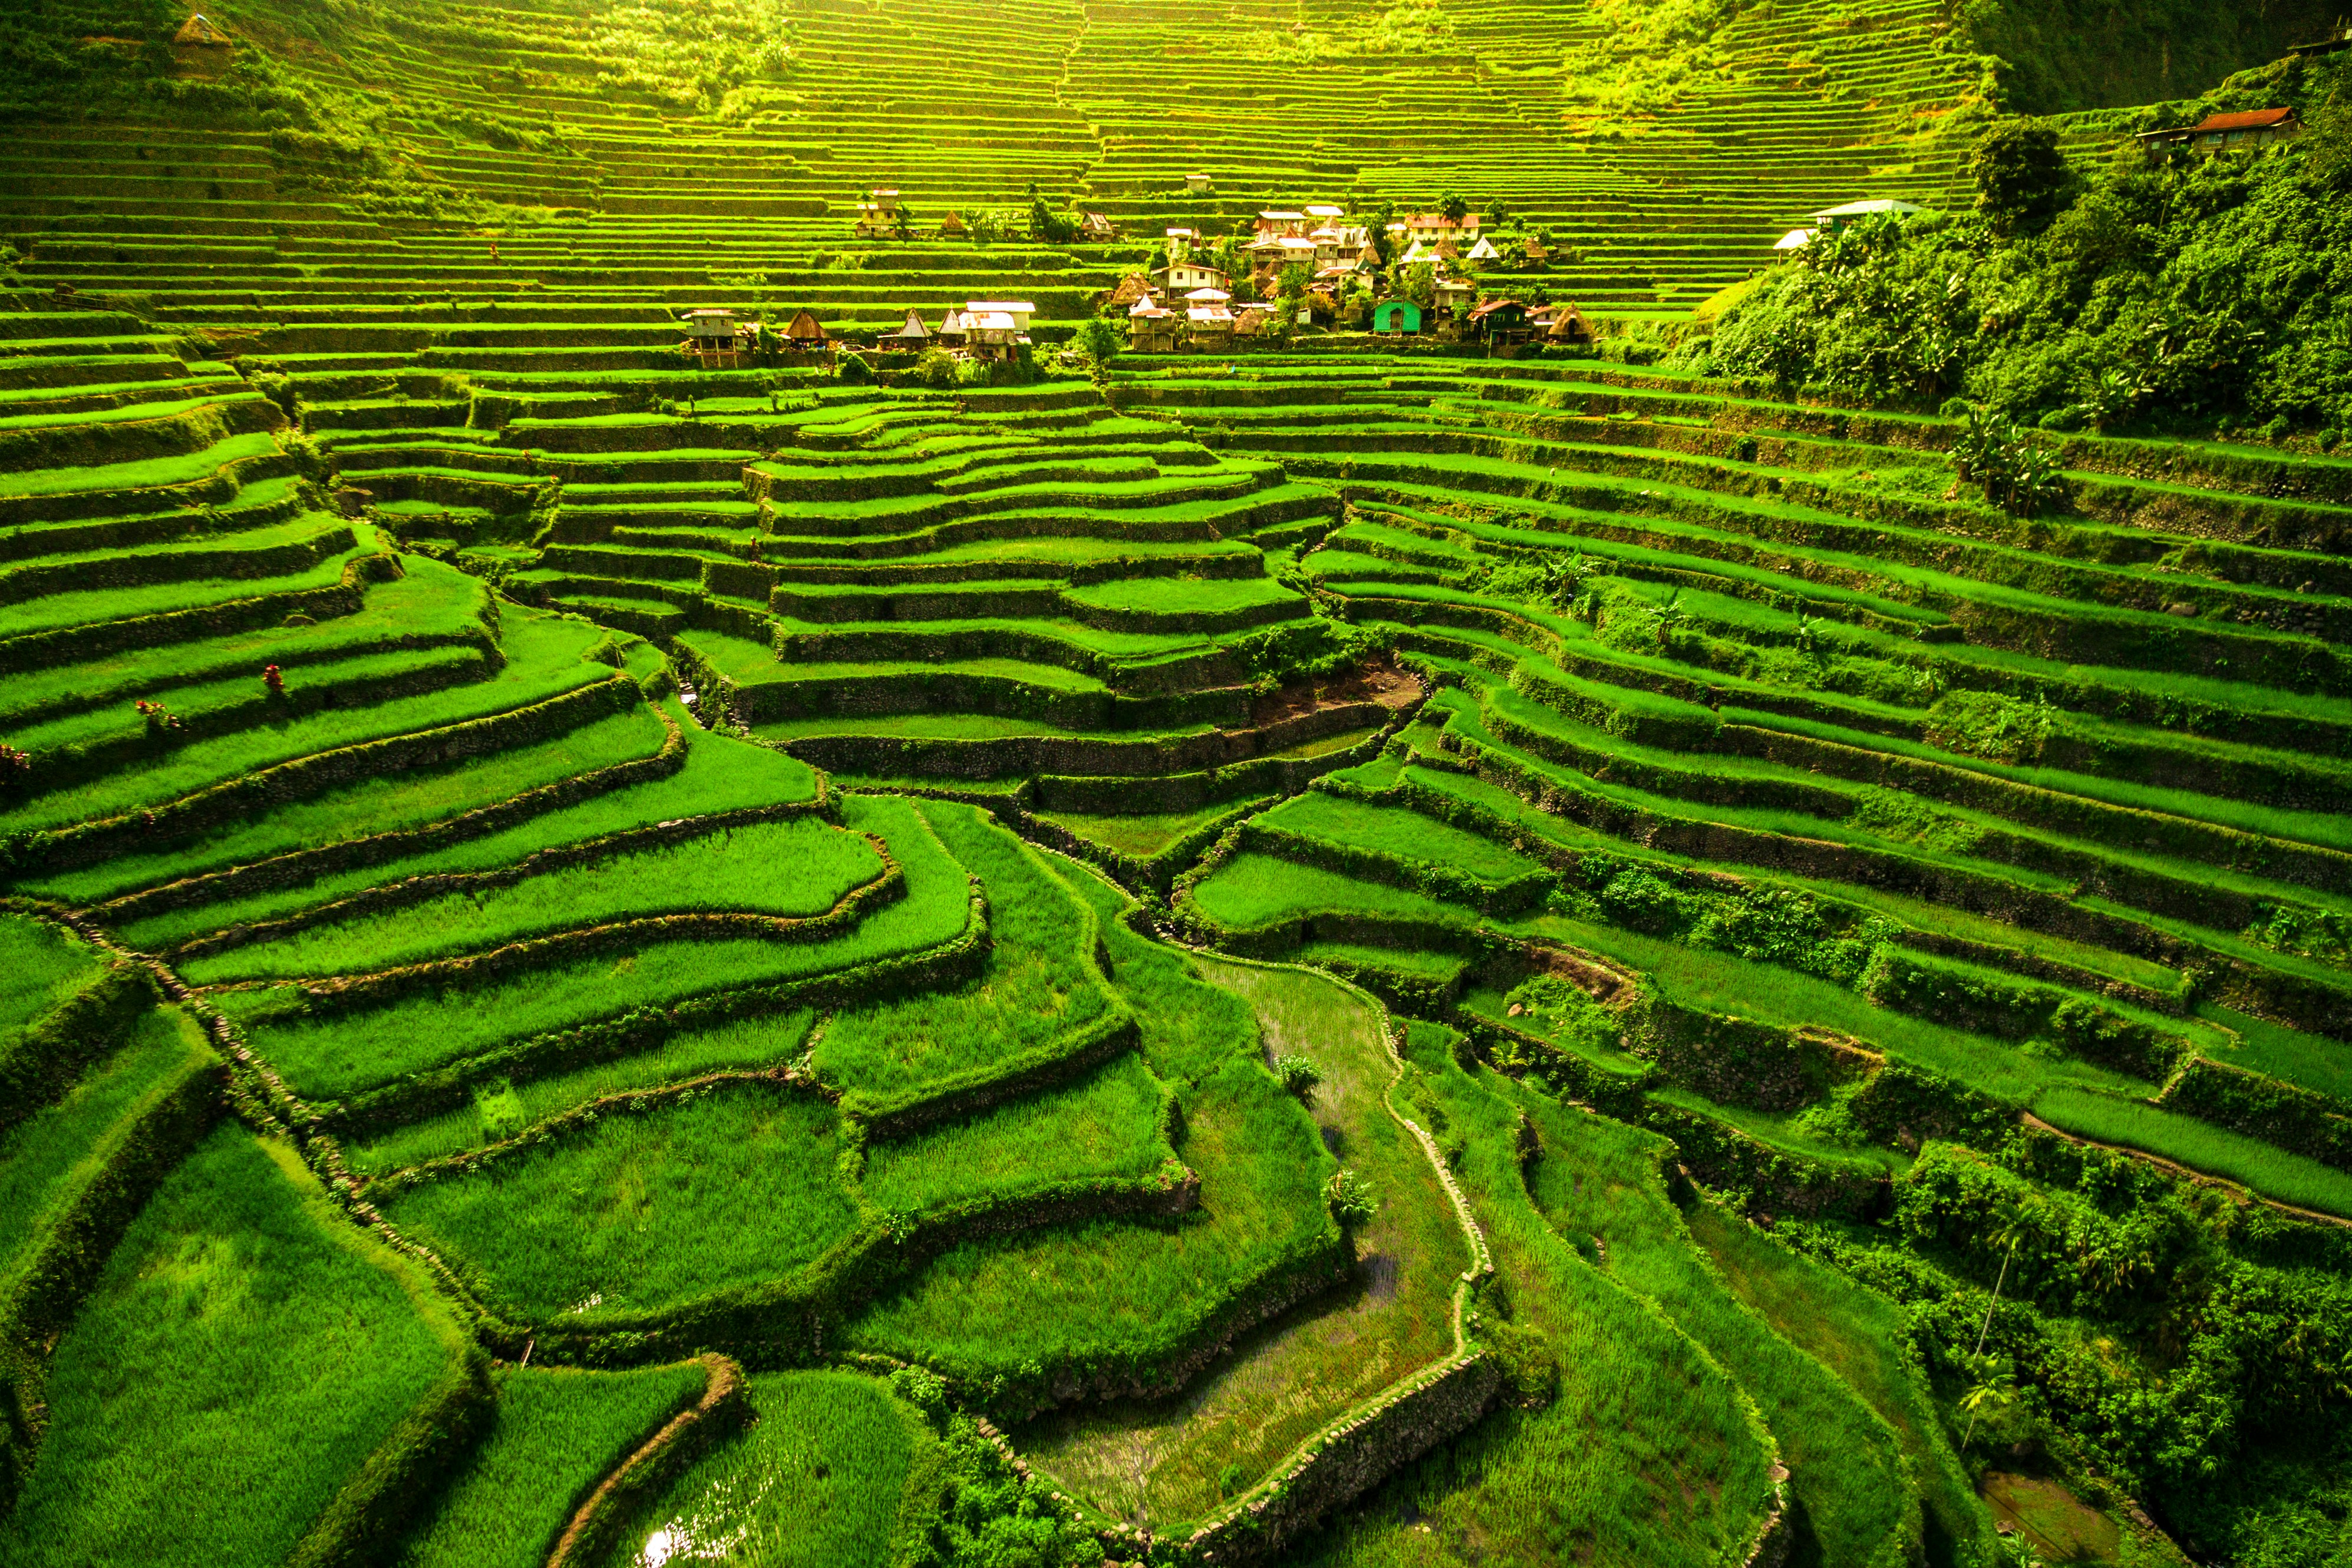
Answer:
1022, 956, 1469, 1531
41, 704, 669, 908
12, 611, 613, 836
1259, 790, 1549, 883
1541, 913, 2156, 1105
116, 701, 817, 948
2203, 1005, 2352, 1104
17, 643, 490, 760
1059, 575, 1302, 616
840, 847, 1331, 1387
816, 802, 1111, 1100
393, 1362, 708, 1568
0, 431, 280, 498
1187, 851, 1469, 932
1686, 1202, 1994, 1568
217, 794, 970, 1103
1292, 1035, 1773, 1568
0, 553, 486, 732
1036, 797, 1268, 859
345, 1010, 819, 1177
0, 912, 101, 1031
615, 1371, 932, 1568
0, 1006, 211, 1285
0, 538, 371, 643
381, 1081, 857, 1320
0, 1127, 473, 1568
859, 1051, 1173, 1214
2030, 1088, 2352, 1219
841, 1054, 1331, 1382
180, 816, 882, 983
1515, 1081, 1920, 1567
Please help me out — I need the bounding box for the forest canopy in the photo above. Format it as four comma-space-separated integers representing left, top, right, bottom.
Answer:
1688, 54, 2352, 444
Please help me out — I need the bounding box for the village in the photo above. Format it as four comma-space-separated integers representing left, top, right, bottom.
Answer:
675, 189, 1603, 369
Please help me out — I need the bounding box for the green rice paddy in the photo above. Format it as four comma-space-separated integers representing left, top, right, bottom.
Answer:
2, 1, 2347, 1562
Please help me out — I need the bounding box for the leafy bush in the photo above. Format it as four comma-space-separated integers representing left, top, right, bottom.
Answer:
1951, 407, 2069, 517
1698, 60, 2352, 433
1970, 117, 2077, 236
911, 348, 959, 388
1327, 1166, 1378, 1227
1273, 1052, 1322, 1099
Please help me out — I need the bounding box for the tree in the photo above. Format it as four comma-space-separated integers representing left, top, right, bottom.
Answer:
1275, 260, 1311, 326
1958, 1351, 2017, 1450
1028, 193, 1077, 245
1403, 259, 1437, 310
1073, 315, 1119, 371
1439, 192, 1469, 225
1485, 195, 1512, 229
1970, 118, 2076, 237
1361, 198, 1398, 269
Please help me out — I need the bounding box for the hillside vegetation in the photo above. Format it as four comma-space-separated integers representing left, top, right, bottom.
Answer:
2, 1, 2351, 1567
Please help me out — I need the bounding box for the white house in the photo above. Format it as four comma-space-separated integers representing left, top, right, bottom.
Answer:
965, 309, 1024, 360
965, 299, 1037, 332
1807, 199, 1924, 232
1465, 235, 1500, 262
1312, 225, 1369, 265
1154, 259, 1229, 293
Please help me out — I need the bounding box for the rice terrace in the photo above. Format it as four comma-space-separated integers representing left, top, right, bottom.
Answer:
5, 0, 2352, 1563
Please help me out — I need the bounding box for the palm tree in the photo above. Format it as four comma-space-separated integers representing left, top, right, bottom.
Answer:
1969, 1199, 2033, 1360
1959, 1355, 2017, 1450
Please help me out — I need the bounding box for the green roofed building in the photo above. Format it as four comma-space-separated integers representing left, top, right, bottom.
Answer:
1371, 298, 1421, 334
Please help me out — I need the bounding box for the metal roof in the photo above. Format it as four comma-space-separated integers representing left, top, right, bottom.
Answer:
1808, 199, 1924, 220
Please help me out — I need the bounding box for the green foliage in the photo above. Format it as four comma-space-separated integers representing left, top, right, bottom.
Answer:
624, 1371, 932, 1567
1921, 688, 2059, 764
1969, 118, 2077, 237
1071, 316, 1119, 371
1954, 0, 2343, 114
1325, 1165, 1378, 1227
1565, 0, 1741, 110
1500, 975, 1621, 1057
911, 348, 961, 388
1273, 1051, 1323, 1099
898, 1414, 1097, 1568
1950, 406, 2068, 517
380, 1080, 856, 1320
0, 1127, 482, 1568
1702, 63, 2352, 430
582, 0, 793, 111
392, 1362, 707, 1568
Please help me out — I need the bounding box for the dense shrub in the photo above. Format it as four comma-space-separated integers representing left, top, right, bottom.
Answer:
1694, 55, 2352, 435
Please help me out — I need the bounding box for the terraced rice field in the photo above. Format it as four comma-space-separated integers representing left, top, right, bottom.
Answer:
5, 0, 2352, 1565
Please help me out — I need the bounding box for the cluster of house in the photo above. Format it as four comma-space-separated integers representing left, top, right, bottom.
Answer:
851, 187, 1122, 242
678, 300, 1041, 363
1118, 204, 1585, 351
